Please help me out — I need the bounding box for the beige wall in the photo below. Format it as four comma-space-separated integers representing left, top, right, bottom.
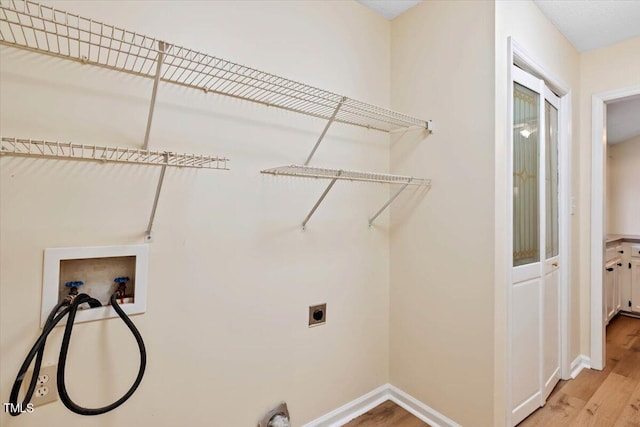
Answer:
607, 135, 640, 235
0, 2, 393, 426
389, 2, 496, 426
494, 1, 581, 425
579, 36, 640, 355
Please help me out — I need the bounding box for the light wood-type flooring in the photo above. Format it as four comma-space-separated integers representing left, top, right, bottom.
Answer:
519, 314, 640, 426
344, 315, 640, 427
343, 400, 429, 427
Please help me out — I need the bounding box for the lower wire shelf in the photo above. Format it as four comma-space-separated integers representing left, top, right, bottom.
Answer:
260, 164, 431, 229
1, 136, 230, 241
0, 137, 229, 169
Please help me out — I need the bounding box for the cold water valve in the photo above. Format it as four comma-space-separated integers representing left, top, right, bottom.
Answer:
64, 281, 84, 302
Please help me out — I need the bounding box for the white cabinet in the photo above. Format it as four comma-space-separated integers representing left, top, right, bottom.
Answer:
605, 260, 618, 324
631, 246, 640, 313
619, 243, 633, 311
604, 240, 640, 318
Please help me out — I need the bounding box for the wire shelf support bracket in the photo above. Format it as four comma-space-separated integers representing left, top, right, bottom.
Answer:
145, 156, 167, 242
261, 165, 430, 229
368, 181, 410, 227
304, 96, 345, 166
301, 171, 340, 231
142, 40, 166, 151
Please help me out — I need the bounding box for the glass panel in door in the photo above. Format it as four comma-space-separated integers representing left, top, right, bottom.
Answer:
513, 83, 540, 267
545, 101, 559, 259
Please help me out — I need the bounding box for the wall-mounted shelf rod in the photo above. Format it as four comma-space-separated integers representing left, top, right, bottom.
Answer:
0, 0, 433, 134
261, 165, 430, 229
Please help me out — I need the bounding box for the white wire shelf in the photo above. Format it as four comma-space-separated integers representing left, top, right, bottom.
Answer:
0, 137, 229, 169
261, 165, 430, 186
261, 165, 430, 229
0, 0, 432, 133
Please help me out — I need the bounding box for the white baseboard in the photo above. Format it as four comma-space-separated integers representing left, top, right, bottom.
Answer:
301, 384, 389, 427
570, 354, 591, 378
387, 385, 461, 427
302, 384, 460, 427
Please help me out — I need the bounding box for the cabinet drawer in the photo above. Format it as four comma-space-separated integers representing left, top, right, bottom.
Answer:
606, 247, 618, 262
632, 245, 640, 258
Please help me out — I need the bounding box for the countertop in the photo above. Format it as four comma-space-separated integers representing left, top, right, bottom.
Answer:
606, 234, 640, 244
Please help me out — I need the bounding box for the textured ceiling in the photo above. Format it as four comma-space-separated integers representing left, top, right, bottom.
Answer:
357, 0, 421, 20
607, 95, 640, 144
534, 0, 640, 52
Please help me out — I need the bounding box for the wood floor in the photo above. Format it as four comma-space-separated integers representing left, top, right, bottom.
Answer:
344, 316, 640, 426
519, 314, 640, 427
343, 401, 430, 427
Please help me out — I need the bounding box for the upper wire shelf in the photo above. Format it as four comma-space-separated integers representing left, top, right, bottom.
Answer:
261, 165, 430, 186
0, 137, 229, 169
0, 0, 431, 133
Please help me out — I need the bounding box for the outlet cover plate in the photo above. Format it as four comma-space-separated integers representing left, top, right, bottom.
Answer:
25, 364, 57, 407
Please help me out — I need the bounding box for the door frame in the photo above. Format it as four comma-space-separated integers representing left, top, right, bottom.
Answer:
590, 85, 640, 370
506, 37, 572, 426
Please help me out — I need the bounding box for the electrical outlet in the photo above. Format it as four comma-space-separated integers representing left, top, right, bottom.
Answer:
35, 387, 49, 397
37, 373, 49, 386
24, 365, 57, 407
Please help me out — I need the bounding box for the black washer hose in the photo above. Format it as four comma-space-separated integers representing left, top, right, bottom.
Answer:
57, 292, 147, 415
8, 292, 146, 416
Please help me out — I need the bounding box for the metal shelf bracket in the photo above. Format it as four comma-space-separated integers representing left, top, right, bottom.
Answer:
304, 96, 346, 166
142, 40, 166, 151
301, 171, 342, 231
145, 154, 168, 242
368, 181, 411, 227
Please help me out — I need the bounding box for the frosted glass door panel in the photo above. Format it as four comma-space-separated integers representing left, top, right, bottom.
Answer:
545, 101, 559, 259
513, 83, 540, 267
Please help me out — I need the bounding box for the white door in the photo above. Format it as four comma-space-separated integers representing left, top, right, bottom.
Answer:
509, 65, 561, 426
604, 261, 616, 323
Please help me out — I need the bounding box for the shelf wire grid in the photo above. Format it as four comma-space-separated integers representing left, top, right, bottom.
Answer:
0, 137, 229, 169
0, 0, 430, 133
261, 165, 430, 186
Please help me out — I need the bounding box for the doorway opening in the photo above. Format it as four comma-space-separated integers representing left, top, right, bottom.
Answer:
591, 89, 640, 371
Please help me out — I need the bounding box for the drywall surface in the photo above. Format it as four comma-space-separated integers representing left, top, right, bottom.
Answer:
0, 1, 392, 426
579, 36, 640, 355
494, 1, 580, 425
389, 1, 496, 426
607, 135, 640, 235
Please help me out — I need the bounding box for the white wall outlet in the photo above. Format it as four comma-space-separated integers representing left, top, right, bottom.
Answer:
37, 373, 49, 386
25, 365, 57, 407
35, 387, 49, 397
